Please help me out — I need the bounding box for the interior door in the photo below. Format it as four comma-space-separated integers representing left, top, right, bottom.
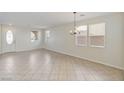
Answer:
1, 25, 16, 53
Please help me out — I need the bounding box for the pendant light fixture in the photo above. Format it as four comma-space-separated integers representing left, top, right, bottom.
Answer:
69, 12, 80, 35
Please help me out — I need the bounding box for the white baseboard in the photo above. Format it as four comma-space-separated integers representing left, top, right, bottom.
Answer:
16, 47, 43, 52
44, 48, 124, 70
0, 47, 124, 70
0, 47, 43, 54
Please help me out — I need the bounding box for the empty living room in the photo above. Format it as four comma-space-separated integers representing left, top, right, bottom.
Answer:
1, 0, 124, 93
0, 12, 124, 81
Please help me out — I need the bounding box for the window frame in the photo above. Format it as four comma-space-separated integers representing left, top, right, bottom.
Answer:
45, 30, 51, 43
30, 31, 39, 42
88, 22, 106, 48
75, 25, 88, 47
75, 22, 106, 48
45, 30, 50, 38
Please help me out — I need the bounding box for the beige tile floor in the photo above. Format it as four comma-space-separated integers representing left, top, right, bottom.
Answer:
0, 49, 124, 81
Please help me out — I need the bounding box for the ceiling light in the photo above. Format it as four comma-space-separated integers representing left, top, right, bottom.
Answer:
80, 14, 85, 17
69, 12, 80, 35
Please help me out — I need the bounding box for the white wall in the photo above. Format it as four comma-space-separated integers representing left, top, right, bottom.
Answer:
0, 25, 1, 54
45, 13, 124, 70
0, 25, 43, 53
123, 13, 124, 68
15, 26, 43, 52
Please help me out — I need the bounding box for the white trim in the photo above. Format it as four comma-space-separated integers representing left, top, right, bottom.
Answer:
76, 44, 87, 47
16, 48, 42, 53
90, 45, 105, 48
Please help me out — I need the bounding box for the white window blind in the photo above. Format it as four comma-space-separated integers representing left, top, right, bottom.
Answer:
75, 25, 88, 46
89, 23, 105, 47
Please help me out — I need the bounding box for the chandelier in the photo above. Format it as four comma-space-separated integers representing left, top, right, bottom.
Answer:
69, 12, 80, 35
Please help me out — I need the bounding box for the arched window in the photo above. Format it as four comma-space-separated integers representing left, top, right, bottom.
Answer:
6, 30, 14, 45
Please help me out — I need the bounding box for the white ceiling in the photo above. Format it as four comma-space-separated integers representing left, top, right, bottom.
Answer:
0, 12, 113, 29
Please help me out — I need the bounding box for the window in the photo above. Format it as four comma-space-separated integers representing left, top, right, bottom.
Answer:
6, 30, 14, 45
89, 23, 105, 47
75, 25, 88, 46
45, 30, 50, 42
31, 31, 39, 42
45, 30, 50, 38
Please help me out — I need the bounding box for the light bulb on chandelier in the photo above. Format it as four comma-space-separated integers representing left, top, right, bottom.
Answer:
69, 12, 80, 35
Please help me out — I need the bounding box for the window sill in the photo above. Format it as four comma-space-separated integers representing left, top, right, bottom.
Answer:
90, 45, 105, 48
76, 44, 87, 47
